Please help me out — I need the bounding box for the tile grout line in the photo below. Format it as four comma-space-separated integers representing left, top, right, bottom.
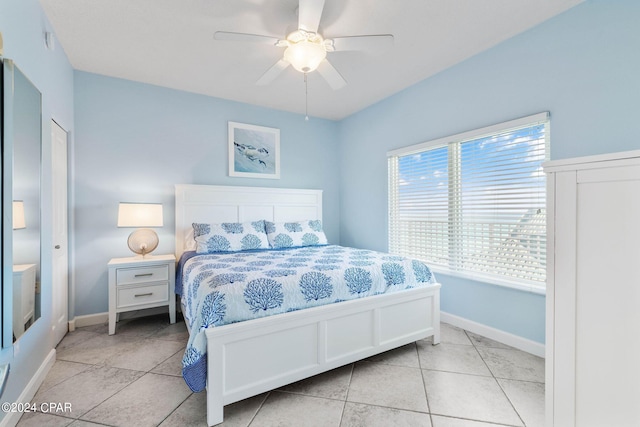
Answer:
137, 320, 192, 426
339, 400, 432, 417
246, 391, 271, 427
32, 359, 95, 395
155, 389, 193, 426
148, 347, 185, 376
430, 413, 525, 427
415, 340, 435, 427
73, 367, 154, 424
465, 329, 527, 427
337, 362, 356, 427
30, 362, 149, 423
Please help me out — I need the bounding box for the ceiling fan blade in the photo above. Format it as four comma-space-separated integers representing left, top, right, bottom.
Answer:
256, 59, 290, 86
214, 31, 280, 45
316, 59, 346, 90
330, 35, 394, 53
298, 0, 325, 33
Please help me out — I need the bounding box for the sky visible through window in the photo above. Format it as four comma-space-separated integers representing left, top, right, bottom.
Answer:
397, 124, 546, 223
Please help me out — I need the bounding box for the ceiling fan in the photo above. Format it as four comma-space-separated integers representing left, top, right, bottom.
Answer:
214, 0, 394, 90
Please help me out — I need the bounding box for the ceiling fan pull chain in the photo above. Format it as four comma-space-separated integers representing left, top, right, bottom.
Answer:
304, 72, 309, 121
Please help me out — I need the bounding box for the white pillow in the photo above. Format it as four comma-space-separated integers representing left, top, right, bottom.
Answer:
264, 220, 328, 249
184, 228, 196, 251
193, 220, 269, 253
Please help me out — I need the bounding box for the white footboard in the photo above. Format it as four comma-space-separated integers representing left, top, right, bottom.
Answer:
204, 284, 440, 426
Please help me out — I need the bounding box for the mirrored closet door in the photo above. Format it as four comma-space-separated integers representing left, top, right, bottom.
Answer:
1, 58, 42, 346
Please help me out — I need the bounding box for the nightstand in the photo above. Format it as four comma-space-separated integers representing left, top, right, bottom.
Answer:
13, 264, 36, 339
108, 254, 176, 335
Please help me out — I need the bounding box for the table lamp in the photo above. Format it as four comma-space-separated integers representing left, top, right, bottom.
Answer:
117, 202, 163, 258
13, 200, 26, 230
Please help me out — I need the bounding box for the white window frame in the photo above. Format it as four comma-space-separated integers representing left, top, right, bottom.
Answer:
388, 112, 550, 294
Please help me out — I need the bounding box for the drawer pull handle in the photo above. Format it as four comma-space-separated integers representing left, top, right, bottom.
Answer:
134, 273, 153, 278
134, 292, 153, 297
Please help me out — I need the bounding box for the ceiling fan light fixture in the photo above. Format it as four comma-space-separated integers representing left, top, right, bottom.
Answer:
284, 32, 327, 73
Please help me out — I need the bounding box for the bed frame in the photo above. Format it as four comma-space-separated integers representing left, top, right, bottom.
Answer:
175, 184, 441, 426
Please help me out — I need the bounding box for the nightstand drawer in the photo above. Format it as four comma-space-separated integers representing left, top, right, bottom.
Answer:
117, 283, 169, 308
116, 265, 168, 285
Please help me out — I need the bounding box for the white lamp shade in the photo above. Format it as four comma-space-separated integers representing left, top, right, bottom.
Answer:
117, 203, 163, 228
284, 40, 327, 73
13, 200, 26, 230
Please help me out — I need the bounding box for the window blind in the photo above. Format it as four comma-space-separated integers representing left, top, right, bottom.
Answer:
388, 113, 549, 290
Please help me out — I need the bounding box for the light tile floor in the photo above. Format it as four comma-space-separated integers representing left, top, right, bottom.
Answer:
18, 314, 544, 427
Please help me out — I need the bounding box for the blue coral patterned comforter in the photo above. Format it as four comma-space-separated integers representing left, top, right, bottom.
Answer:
179, 245, 436, 392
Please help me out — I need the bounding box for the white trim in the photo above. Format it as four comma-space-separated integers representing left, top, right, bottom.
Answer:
545, 165, 557, 427
0, 350, 56, 427
387, 112, 549, 157
69, 306, 172, 330
441, 311, 545, 358
544, 149, 640, 172
430, 265, 546, 295
69, 312, 108, 329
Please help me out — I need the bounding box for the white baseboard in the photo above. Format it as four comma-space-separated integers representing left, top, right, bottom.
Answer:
68, 312, 108, 330
0, 349, 56, 427
441, 311, 545, 358
68, 306, 173, 331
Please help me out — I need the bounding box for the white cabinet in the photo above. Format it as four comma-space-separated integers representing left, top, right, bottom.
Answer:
13, 263, 36, 339
545, 150, 640, 427
108, 254, 176, 335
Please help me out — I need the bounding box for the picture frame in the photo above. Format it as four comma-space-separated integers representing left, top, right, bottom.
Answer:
228, 121, 280, 179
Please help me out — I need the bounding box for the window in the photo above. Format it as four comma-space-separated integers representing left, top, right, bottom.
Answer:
388, 113, 549, 292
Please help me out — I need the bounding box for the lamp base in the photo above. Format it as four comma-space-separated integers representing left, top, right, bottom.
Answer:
127, 228, 159, 257
133, 253, 155, 260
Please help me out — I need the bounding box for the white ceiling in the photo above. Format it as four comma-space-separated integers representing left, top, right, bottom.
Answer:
39, 0, 583, 120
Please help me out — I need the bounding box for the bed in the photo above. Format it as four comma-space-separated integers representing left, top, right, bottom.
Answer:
175, 184, 441, 426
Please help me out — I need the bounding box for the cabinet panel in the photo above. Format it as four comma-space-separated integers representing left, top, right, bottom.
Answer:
551, 171, 577, 427
575, 178, 640, 427
546, 150, 640, 427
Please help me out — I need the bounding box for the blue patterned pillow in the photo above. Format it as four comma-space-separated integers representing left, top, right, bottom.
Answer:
193, 220, 269, 253
264, 220, 328, 249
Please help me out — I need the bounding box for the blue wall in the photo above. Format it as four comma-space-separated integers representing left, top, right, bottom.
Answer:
0, 0, 74, 416
338, 0, 640, 344
72, 72, 340, 316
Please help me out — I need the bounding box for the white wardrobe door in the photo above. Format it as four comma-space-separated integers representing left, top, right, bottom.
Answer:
575, 166, 640, 427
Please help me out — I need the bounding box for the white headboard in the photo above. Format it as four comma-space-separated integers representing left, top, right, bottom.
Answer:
175, 184, 323, 259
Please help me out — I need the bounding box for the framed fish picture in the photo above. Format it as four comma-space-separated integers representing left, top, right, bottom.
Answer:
228, 121, 280, 179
